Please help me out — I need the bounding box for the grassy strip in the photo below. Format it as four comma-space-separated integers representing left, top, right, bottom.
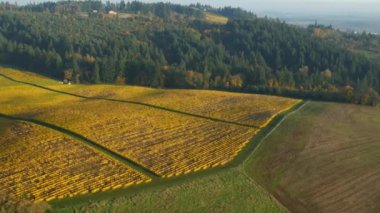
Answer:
50, 166, 227, 208
242, 100, 310, 178
228, 100, 306, 168
0, 113, 159, 179
0, 73, 259, 129
51, 168, 287, 213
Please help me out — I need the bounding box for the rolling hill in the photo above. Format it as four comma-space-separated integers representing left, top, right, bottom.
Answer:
1, 68, 379, 212
0, 67, 298, 210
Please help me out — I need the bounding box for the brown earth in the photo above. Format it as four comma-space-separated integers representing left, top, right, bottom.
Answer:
247, 102, 380, 213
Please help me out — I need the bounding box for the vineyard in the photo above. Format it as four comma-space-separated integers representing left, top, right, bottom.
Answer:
1, 68, 298, 127
66, 86, 297, 127
0, 120, 150, 202
29, 99, 260, 177
0, 68, 300, 202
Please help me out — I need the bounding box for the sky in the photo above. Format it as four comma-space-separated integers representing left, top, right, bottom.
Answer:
14, 0, 380, 17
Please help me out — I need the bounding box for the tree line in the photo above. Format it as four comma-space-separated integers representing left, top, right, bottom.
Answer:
0, 1, 379, 105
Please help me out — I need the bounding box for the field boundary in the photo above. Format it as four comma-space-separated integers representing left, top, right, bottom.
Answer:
0, 113, 159, 179
242, 100, 310, 168
0, 72, 259, 129
226, 100, 307, 168
238, 101, 309, 212
240, 101, 310, 212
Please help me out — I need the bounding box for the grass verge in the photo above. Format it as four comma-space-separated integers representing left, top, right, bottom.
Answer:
51, 168, 287, 213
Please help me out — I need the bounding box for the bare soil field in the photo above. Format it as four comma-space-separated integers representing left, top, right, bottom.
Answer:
246, 102, 380, 212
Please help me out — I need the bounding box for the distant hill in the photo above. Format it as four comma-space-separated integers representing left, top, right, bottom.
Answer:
264, 12, 380, 34
0, 1, 379, 105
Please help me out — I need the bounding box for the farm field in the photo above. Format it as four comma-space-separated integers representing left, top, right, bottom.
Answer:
0, 72, 259, 177
52, 168, 287, 213
34, 100, 258, 177
0, 118, 150, 202
0, 68, 300, 203
1, 1, 380, 211
246, 102, 380, 212
66, 85, 297, 127
4, 67, 379, 211
0, 68, 299, 177
1, 68, 299, 127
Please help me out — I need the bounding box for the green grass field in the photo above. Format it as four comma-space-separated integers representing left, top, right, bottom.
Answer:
245, 102, 380, 212
52, 168, 287, 212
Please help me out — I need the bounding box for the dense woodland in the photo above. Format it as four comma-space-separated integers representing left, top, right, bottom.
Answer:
0, 1, 379, 105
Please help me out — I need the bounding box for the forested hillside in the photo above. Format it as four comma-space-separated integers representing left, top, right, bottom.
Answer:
0, 1, 379, 105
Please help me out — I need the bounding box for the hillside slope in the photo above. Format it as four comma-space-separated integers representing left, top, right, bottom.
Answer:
0, 68, 299, 207
0, 1, 379, 105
